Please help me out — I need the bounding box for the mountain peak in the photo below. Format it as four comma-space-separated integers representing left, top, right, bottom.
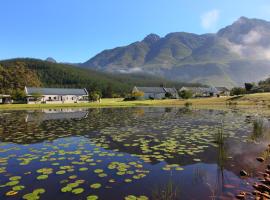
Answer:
236, 16, 250, 23
142, 33, 160, 45
45, 57, 57, 63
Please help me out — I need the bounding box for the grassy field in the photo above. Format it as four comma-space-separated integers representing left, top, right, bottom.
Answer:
0, 93, 270, 111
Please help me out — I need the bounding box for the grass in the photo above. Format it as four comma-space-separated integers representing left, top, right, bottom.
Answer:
0, 93, 270, 112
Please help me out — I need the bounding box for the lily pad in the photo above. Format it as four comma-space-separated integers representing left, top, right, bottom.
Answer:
90, 183, 101, 189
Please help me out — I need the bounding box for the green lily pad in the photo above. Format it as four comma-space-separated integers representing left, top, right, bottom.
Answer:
90, 183, 101, 189
125, 195, 137, 200
72, 188, 84, 194
36, 175, 48, 180
79, 167, 88, 171
61, 186, 72, 193
12, 185, 25, 191
6, 181, 19, 186
33, 188, 45, 195
9, 176, 22, 181
87, 195, 99, 200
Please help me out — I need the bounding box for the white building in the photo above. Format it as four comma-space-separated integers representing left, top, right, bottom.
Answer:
0, 94, 12, 104
179, 86, 228, 97
25, 87, 89, 104
132, 86, 179, 99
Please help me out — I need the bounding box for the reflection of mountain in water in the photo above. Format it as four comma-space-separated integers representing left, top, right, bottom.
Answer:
25, 108, 88, 122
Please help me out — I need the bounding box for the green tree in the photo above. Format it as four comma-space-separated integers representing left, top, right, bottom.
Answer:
230, 87, 246, 96
31, 92, 43, 102
132, 91, 144, 100
244, 83, 254, 92
179, 90, 193, 99
89, 91, 100, 101
165, 92, 173, 99
11, 89, 26, 101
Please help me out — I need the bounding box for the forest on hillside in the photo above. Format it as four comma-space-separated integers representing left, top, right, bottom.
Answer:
0, 58, 203, 100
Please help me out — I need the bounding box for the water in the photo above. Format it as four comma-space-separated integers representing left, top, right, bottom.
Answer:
0, 107, 269, 200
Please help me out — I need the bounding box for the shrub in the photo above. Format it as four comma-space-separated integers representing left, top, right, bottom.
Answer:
179, 90, 193, 99
89, 91, 100, 101
230, 87, 246, 96
11, 89, 26, 102
31, 92, 43, 102
165, 92, 173, 99
132, 91, 144, 100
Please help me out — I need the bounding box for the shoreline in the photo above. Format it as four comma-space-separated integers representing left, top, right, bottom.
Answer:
0, 93, 269, 115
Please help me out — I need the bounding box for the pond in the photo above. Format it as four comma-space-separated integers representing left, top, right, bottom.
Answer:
0, 107, 269, 200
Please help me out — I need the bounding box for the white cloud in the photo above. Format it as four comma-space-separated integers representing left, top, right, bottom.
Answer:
223, 29, 270, 60
118, 67, 143, 73
201, 9, 220, 31
242, 30, 262, 45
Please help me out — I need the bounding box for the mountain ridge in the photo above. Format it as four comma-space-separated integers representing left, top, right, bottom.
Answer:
81, 17, 270, 87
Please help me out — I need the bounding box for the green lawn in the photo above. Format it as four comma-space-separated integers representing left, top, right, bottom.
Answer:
0, 93, 270, 111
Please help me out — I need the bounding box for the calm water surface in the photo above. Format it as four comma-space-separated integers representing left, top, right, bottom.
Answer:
0, 107, 269, 200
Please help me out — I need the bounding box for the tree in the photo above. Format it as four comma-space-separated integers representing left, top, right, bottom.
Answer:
165, 92, 173, 99
132, 91, 144, 100
11, 89, 26, 101
89, 91, 100, 101
179, 90, 193, 99
103, 85, 113, 98
31, 92, 43, 102
230, 87, 246, 96
245, 83, 254, 92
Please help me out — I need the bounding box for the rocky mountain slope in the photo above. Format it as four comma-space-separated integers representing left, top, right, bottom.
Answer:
81, 17, 270, 87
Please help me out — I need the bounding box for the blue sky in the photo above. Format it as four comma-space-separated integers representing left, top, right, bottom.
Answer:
1, 0, 270, 63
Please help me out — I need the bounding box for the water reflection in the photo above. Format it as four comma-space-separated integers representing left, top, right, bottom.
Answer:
0, 107, 269, 200
25, 108, 89, 122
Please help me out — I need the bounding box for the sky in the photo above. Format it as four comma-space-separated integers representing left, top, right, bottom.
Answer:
1, 0, 270, 63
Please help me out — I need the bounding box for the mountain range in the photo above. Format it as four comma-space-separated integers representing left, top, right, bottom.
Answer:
81, 17, 270, 87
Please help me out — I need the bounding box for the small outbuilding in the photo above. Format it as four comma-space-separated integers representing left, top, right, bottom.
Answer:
25, 87, 89, 104
0, 95, 12, 104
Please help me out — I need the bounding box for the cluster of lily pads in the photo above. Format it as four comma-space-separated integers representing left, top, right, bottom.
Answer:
0, 136, 151, 199
0, 108, 257, 199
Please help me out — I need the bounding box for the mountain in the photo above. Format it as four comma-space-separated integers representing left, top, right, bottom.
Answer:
81, 17, 270, 87
0, 58, 201, 96
45, 57, 57, 63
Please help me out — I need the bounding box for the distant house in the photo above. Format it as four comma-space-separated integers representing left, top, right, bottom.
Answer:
25, 87, 89, 104
179, 87, 219, 97
132, 86, 179, 99
0, 95, 12, 104
215, 87, 230, 96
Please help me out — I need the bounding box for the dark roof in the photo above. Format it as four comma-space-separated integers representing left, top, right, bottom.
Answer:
215, 87, 230, 92
25, 87, 88, 95
164, 87, 178, 94
180, 87, 218, 93
135, 87, 166, 93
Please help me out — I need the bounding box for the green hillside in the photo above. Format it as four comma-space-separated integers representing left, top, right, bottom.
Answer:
0, 58, 201, 97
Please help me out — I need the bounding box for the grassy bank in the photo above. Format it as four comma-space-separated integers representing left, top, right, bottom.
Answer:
0, 93, 270, 111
